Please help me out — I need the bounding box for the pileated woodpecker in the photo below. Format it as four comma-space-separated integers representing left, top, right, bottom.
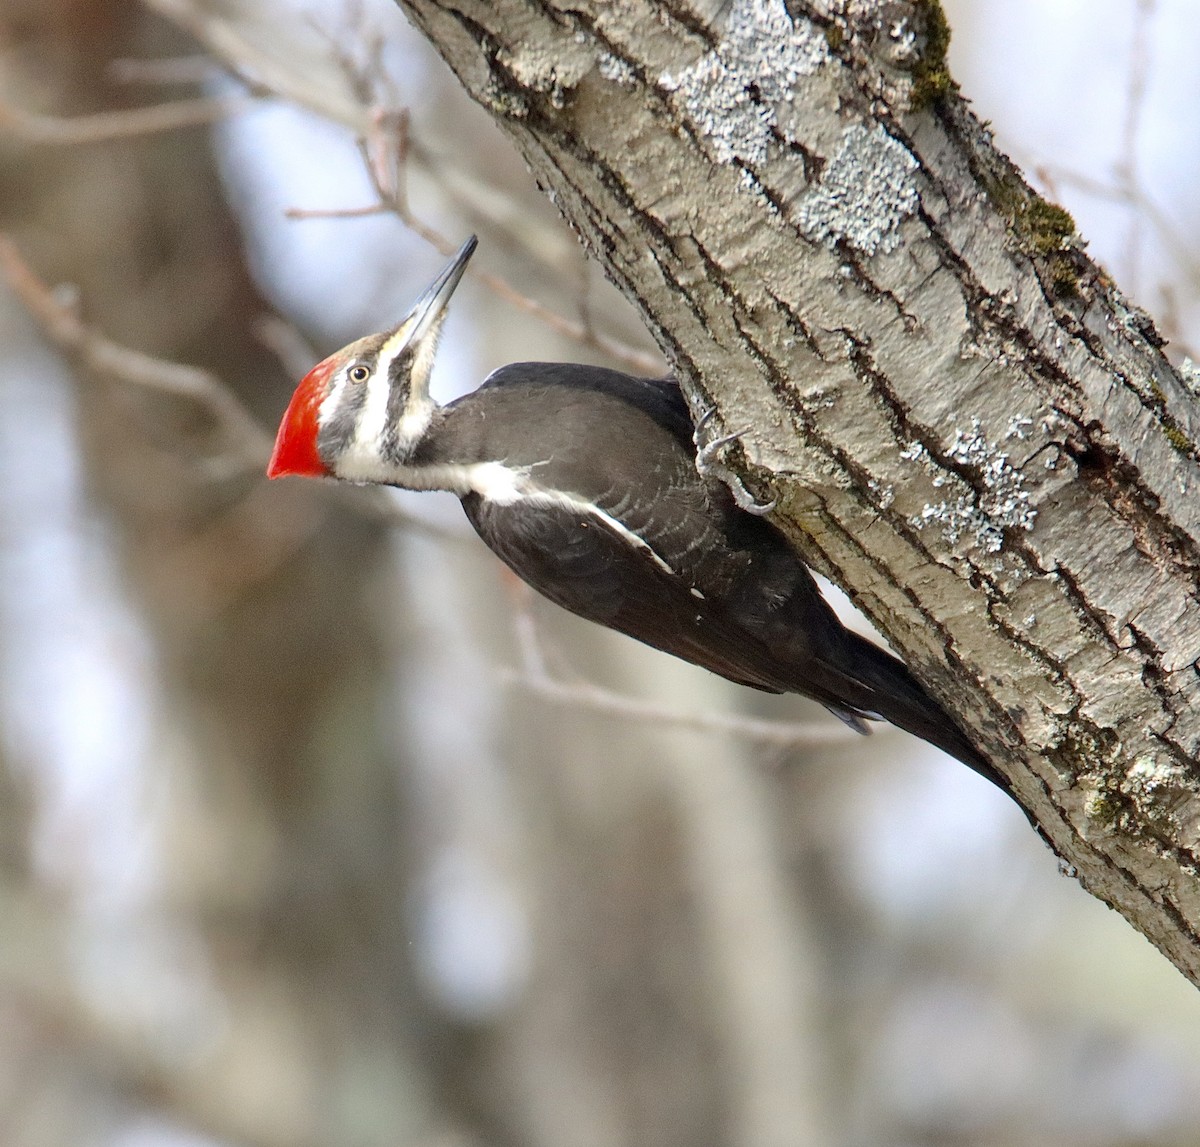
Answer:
268, 237, 1010, 796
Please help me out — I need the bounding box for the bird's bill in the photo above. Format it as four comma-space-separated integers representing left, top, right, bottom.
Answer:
266, 355, 335, 478
266, 235, 477, 480
378, 234, 478, 361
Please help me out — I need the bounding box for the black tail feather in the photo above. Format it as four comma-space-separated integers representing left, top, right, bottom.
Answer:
838, 632, 1014, 797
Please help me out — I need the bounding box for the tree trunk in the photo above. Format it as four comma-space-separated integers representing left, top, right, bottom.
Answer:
392, 0, 1200, 986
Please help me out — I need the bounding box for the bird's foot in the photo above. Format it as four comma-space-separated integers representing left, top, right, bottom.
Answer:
693, 407, 776, 515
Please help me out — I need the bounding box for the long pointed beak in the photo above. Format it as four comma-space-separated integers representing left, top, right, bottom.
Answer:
397, 234, 477, 346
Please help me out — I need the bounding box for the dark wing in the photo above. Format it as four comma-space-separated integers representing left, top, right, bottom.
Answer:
452, 367, 905, 715
444, 366, 1001, 787
461, 491, 793, 694
465, 488, 1005, 787
476, 363, 696, 450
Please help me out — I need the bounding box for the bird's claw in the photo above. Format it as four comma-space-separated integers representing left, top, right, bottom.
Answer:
696, 427, 750, 467
728, 483, 777, 516
692, 407, 776, 516
692, 404, 719, 440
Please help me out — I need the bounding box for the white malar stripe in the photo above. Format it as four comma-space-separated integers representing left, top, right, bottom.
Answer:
394, 395, 435, 454
333, 388, 438, 486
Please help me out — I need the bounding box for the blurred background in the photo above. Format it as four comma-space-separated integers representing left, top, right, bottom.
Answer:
2, 1, 1200, 1144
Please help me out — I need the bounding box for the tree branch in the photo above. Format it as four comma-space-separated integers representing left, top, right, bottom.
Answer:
391, 0, 1200, 986
0, 235, 463, 542
0, 93, 253, 144
140, 0, 664, 373
503, 582, 859, 749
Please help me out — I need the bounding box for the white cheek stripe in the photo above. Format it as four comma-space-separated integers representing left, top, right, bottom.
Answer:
354, 369, 392, 455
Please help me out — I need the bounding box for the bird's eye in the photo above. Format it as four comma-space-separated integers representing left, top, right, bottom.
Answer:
348, 364, 371, 383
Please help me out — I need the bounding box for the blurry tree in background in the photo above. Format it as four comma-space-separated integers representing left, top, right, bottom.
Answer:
1, 2, 1200, 1147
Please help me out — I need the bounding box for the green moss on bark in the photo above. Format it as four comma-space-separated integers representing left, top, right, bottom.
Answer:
909, 0, 957, 109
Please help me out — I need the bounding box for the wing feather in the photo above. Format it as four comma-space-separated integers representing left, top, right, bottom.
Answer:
462, 492, 794, 693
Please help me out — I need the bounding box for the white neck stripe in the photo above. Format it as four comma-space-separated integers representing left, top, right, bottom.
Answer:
338, 457, 677, 577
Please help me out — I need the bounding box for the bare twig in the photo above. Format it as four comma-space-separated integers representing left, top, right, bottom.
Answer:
1116, 0, 1157, 294
0, 234, 470, 542
284, 204, 387, 221
253, 314, 322, 381
108, 55, 220, 86
136, 0, 662, 374
505, 582, 860, 748
145, 0, 667, 376
0, 94, 253, 145
141, 0, 374, 131
346, 109, 665, 375
475, 262, 664, 376
285, 193, 664, 374
0, 234, 272, 465
132, 0, 583, 259
502, 669, 861, 748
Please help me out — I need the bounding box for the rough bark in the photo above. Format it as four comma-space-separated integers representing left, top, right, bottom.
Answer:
392, 0, 1200, 986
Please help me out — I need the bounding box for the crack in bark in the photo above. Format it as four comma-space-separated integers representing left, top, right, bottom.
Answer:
840, 337, 1048, 588
1069, 442, 1200, 588
908, 206, 1200, 680
645, 0, 721, 51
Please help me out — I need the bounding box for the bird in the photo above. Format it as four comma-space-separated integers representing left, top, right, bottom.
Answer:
267, 236, 1012, 798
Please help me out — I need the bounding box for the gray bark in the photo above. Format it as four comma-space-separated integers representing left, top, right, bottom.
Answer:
392, 0, 1200, 986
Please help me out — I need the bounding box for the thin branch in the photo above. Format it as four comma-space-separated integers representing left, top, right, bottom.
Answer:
141, 0, 375, 132
502, 669, 863, 748
355, 108, 664, 375
284, 204, 387, 221
1116, 0, 1157, 294
505, 581, 861, 749
0, 234, 272, 465
475, 261, 664, 376
0, 93, 253, 145
132, 0, 580, 252
133, 0, 662, 374
285, 189, 664, 375
108, 55, 221, 86
253, 314, 322, 382
0, 234, 470, 542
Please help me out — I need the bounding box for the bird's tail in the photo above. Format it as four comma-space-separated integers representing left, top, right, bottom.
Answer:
839, 632, 1013, 797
